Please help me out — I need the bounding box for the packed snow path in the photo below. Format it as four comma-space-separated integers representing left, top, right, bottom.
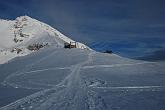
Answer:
0, 52, 108, 110
1, 50, 165, 110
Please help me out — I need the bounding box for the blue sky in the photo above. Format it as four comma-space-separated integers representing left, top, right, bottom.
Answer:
0, 0, 165, 59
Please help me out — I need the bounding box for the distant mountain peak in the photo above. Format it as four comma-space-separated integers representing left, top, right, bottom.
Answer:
0, 16, 90, 64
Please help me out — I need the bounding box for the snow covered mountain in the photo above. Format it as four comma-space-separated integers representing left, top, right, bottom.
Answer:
0, 16, 90, 64
0, 16, 165, 110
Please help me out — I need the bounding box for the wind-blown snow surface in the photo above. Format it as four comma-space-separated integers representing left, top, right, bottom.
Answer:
0, 16, 90, 64
0, 47, 165, 110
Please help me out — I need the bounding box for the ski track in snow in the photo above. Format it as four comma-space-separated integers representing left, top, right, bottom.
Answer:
2, 50, 59, 86
0, 52, 164, 110
0, 51, 107, 110
3, 61, 156, 84
92, 86, 165, 92
82, 62, 156, 69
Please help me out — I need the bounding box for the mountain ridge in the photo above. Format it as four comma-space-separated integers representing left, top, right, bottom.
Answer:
0, 16, 90, 64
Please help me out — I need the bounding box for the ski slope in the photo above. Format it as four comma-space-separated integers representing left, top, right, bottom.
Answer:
0, 48, 165, 110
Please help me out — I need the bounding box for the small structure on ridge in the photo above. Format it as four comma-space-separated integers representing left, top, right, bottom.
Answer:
64, 41, 77, 49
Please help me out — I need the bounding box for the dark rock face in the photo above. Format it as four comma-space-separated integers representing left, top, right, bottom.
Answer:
27, 43, 48, 51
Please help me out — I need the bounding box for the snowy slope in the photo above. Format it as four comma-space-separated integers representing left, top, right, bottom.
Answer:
0, 47, 165, 110
0, 16, 90, 64
0, 16, 165, 110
